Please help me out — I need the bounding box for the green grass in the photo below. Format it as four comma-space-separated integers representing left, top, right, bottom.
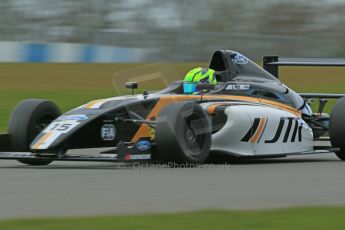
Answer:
0, 89, 114, 131
0, 63, 344, 132
1, 207, 345, 230
0, 63, 200, 132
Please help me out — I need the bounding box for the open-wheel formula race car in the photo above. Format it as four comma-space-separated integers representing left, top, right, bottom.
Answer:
0, 50, 345, 166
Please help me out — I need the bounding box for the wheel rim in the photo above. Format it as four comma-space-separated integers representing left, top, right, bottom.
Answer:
183, 113, 207, 158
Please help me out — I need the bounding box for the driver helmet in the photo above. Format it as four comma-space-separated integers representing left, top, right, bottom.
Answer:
183, 67, 217, 94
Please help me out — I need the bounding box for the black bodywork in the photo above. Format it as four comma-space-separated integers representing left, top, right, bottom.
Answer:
30, 50, 345, 150
0, 49, 344, 163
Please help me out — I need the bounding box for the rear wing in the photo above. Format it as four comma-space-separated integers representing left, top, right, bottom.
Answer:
263, 56, 345, 99
298, 93, 345, 99
263, 56, 345, 79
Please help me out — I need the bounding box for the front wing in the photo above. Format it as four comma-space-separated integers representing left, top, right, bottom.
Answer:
0, 146, 339, 163
0, 141, 153, 163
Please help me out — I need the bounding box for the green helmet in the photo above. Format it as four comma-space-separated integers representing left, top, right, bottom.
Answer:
183, 67, 217, 94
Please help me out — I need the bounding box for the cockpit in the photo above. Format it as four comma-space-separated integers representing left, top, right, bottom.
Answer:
154, 49, 305, 111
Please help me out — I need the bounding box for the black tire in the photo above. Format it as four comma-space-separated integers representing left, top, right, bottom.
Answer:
8, 99, 61, 165
330, 97, 345, 161
155, 102, 211, 164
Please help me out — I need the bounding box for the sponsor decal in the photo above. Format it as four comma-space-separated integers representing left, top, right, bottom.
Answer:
129, 154, 151, 160
124, 154, 131, 161
232, 53, 249, 65
226, 84, 250, 90
57, 114, 88, 121
136, 140, 151, 151
241, 117, 303, 144
31, 120, 81, 150
149, 127, 156, 140
124, 153, 151, 161
101, 124, 116, 141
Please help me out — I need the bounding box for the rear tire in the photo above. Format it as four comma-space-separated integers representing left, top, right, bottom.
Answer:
155, 102, 211, 164
8, 99, 61, 165
330, 97, 345, 161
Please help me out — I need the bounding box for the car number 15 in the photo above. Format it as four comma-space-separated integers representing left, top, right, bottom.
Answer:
43, 120, 80, 134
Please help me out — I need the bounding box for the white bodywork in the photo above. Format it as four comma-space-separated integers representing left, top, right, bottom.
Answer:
204, 104, 314, 156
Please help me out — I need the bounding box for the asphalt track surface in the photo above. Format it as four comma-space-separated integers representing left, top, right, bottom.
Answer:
0, 148, 345, 219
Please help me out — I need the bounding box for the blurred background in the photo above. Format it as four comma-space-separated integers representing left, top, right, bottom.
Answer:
1, 0, 345, 130
1, 1, 345, 225
0, 0, 345, 62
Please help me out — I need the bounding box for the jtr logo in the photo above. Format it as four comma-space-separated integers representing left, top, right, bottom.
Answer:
241, 117, 303, 144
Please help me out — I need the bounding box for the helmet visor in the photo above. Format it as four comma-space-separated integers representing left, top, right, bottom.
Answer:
183, 82, 197, 94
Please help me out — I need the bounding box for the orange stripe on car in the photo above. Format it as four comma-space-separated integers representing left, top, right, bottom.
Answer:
203, 95, 301, 117
251, 117, 266, 143
131, 94, 301, 142
207, 103, 228, 114
131, 96, 196, 142
84, 99, 106, 109
31, 132, 53, 149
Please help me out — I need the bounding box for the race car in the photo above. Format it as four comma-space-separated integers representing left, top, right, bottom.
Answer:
0, 49, 344, 166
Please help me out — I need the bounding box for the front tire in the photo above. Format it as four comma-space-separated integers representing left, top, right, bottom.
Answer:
330, 97, 345, 161
155, 102, 211, 164
8, 99, 61, 165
